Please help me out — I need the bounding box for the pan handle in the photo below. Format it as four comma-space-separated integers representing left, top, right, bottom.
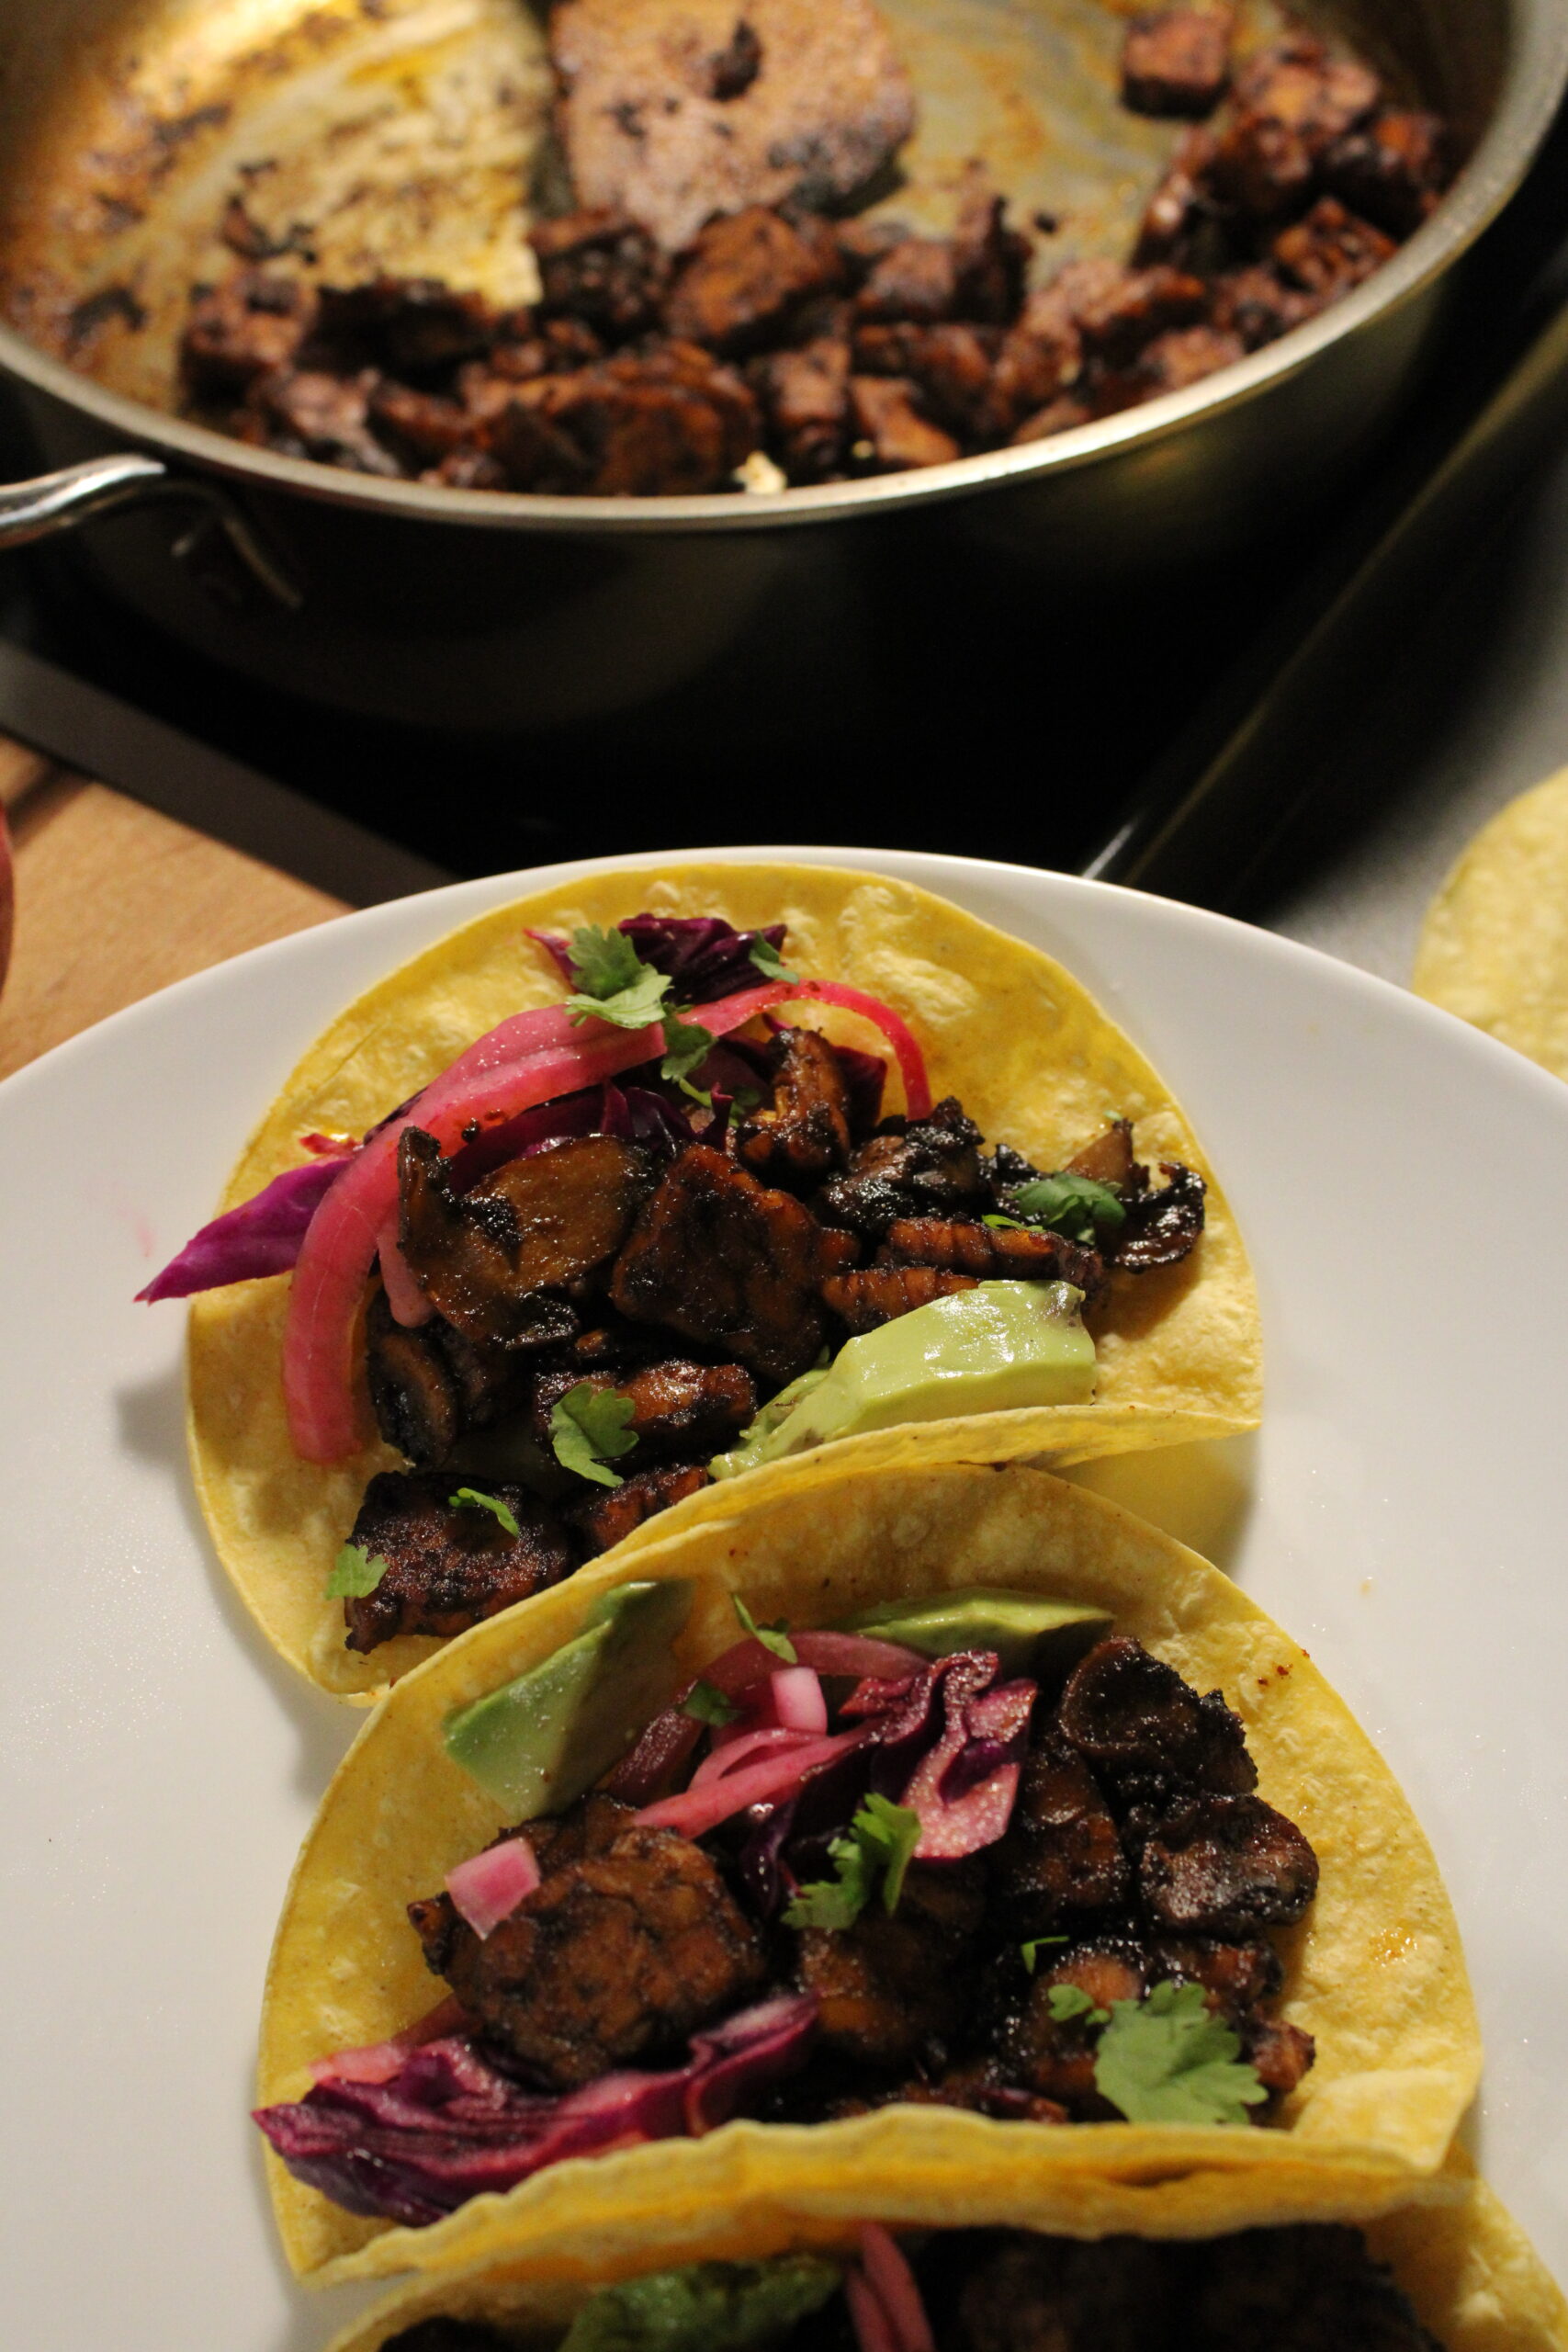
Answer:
0, 453, 301, 608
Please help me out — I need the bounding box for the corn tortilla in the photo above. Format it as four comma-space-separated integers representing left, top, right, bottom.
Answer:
257, 1462, 1477, 2286
187, 864, 1260, 1702
1414, 768, 1568, 1082
327, 2163, 1566, 2352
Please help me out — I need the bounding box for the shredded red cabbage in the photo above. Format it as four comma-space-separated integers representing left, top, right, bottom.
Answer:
254, 1994, 818, 2227
135, 1158, 346, 1301
529, 916, 790, 1006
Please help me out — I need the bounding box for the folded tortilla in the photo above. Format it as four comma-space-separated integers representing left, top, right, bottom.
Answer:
326, 2165, 1567, 2352
188, 863, 1260, 1701
258, 1461, 1476, 2286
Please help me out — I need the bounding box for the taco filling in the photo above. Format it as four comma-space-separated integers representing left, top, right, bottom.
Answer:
366, 2219, 1454, 2352
255, 1589, 1315, 2227
147, 913, 1206, 1658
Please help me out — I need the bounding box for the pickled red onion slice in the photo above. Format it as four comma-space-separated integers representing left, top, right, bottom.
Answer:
637, 1726, 871, 1838
770, 1666, 829, 1733
446, 1836, 541, 1939
859, 2227, 936, 2352
689, 1726, 818, 1789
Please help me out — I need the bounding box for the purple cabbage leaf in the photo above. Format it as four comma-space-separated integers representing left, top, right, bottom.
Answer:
135, 1156, 347, 1303
254, 1993, 818, 2228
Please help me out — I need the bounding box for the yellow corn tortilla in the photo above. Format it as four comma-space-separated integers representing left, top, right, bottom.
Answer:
1414, 767, 1568, 1082
258, 1461, 1477, 2287
328, 2164, 1567, 2352
188, 863, 1260, 1702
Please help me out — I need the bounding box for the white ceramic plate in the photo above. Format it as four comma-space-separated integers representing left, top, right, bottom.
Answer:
4, 848, 1565, 2349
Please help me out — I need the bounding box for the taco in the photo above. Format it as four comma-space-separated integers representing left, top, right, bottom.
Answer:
148, 864, 1259, 1701
331, 2185, 1567, 2352
253, 1463, 1476, 2286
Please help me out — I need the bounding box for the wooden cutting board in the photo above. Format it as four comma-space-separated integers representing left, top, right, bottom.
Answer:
0, 735, 347, 1081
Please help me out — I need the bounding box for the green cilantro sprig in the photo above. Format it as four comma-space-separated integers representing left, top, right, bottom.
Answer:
326, 1543, 389, 1599
682, 1679, 742, 1728
561, 925, 671, 1032
660, 1013, 716, 1087
748, 937, 795, 982
1010, 1172, 1127, 1246
734, 1596, 797, 1664
549, 1382, 638, 1487
1020, 1936, 1067, 1974
1047, 1983, 1110, 2026
784, 1794, 922, 1931
1093, 1982, 1268, 2127
449, 1487, 521, 1537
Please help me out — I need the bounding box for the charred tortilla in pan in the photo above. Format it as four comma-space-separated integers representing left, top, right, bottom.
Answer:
183, 865, 1259, 1701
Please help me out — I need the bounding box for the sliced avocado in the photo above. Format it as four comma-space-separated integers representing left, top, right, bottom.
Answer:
443, 1578, 693, 1818
709, 1281, 1096, 1477
560, 2256, 844, 2352
842, 1588, 1112, 1677
709, 1362, 831, 1481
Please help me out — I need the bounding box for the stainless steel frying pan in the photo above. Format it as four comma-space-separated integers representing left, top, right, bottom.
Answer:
0, 0, 1560, 730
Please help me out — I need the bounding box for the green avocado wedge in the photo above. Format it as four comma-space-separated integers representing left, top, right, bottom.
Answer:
444, 1578, 694, 1818
710, 1281, 1095, 1480
559, 2257, 844, 2352
842, 1588, 1112, 1677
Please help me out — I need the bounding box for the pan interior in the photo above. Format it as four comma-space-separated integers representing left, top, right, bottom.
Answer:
0, 0, 1463, 421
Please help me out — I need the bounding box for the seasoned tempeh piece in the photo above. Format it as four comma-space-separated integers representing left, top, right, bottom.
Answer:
342, 1471, 575, 1652
611, 1145, 855, 1383
822, 1264, 977, 1332
409, 1795, 767, 2088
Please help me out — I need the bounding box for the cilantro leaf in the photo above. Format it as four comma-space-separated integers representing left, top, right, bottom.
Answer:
660, 1012, 716, 1086
1093, 1981, 1269, 2127
683, 1679, 741, 1728
565, 924, 648, 999
1021, 1936, 1067, 1974
982, 1213, 1027, 1231
567, 960, 671, 1034
449, 1487, 521, 1537
326, 1543, 389, 1599
749, 936, 796, 983
734, 1595, 797, 1664
1046, 1983, 1110, 2026
783, 1794, 922, 1931
549, 1382, 638, 1487
1010, 1172, 1128, 1246
854, 1792, 921, 1914
783, 1841, 873, 1932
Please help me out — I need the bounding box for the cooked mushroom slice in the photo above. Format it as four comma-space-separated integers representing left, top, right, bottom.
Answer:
1139, 1792, 1319, 1937
991, 1732, 1130, 1928
821, 1264, 978, 1332
611, 1144, 856, 1383
409, 1793, 767, 2090
365, 1290, 538, 1466
998, 1939, 1149, 2111
816, 1095, 986, 1239
399, 1129, 659, 1344
1109, 1161, 1206, 1272
1065, 1116, 1138, 1188
958, 2232, 1169, 2352
342, 1471, 576, 1653
565, 1460, 711, 1555
1056, 1634, 1257, 1795
1147, 1934, 1283, 2025
793, 1859, 986, 2069
734, 1028, 854, 1187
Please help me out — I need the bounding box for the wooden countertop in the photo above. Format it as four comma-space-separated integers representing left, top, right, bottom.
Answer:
0, 735, 348, 1082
